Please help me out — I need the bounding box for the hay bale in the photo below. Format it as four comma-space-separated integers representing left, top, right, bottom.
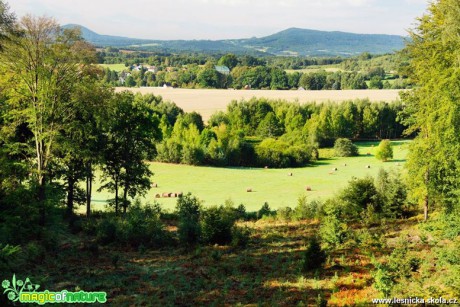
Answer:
168, 192, 176, 197
367, 152, 371, 156
328, 171, 334, 175
343, 163, 347, 167
162, 192, 169, 198
264, 166, 269, 169
155, 194, 161, 198
151, 183, 158, 188
288, 172, 293, 176
247, 188, 252, 192
366, 165, 371, 169
333, 167, 338, 171
177, 192, 183, 197
305, 186, 312, 191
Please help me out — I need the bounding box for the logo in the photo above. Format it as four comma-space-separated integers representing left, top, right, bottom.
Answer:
3, 274, 107, 305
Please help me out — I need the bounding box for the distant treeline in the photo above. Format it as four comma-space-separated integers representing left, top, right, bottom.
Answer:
100, 51, 412, 90
155, 98, 408, 168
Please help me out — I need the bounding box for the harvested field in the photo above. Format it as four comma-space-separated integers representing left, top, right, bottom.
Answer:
116, 87, 403, 121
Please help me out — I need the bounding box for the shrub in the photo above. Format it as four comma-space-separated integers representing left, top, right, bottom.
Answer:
334, 138, 359, 157
258, 202, 273, 219
201, 205, 236, 245
340, 176, 380, 218
276, 206, 293, 221
176, 193, 202, 246
301, 237, 327, 273
293, 196, 323, 220
120, 202, 171, 248
375, 139, 393, 161
231, 226, 251, 248
375, 169, 407, 218
96, 218, 119, 245
319, 212, 348, 250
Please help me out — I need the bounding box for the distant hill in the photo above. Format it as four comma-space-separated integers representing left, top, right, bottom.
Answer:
63, 24, 405, 56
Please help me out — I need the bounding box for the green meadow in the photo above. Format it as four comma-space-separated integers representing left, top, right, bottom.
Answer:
98, 63, 127, 72
87, 140, 409, 212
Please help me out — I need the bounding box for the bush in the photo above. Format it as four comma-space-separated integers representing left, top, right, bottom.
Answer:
258, 202, 273, 219
301, 237, 327, 273
293, 196, 323, 220
319, 212, 348, 250
201, 205, 236, 245
120, 202, 171, 248
96, 218, 119, 245
176, 193, 202, 246
340, 176, 380, 218
276, 206, 293, 221
334, 138, 359, 157
231, 226, 251, 248
375, 139, 393, 161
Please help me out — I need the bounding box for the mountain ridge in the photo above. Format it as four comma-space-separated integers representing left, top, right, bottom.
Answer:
63, 24, 405, 56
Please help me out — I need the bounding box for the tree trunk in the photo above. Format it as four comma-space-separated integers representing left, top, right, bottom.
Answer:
66, 177, 75, 218
86, 163, 92, 218
123, 184, 129, 215
115, 179, 119, 215
38, 174, 46, 226
424, 169, 429, 221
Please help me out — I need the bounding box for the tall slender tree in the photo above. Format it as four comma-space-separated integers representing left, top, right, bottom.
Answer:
0, 16, 94, 225
402, 0, 460, 219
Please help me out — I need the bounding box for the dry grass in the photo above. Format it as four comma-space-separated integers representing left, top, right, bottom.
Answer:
116, 87, 403, 121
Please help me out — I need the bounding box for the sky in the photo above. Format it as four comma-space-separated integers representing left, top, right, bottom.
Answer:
9, 0, 429, 40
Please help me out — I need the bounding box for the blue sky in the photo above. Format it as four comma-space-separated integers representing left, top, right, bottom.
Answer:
10, 0, 429, 40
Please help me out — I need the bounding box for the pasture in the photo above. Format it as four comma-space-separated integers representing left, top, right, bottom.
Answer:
116, 87, 402, 121
87, 141, 409, 213
99, 63, 128, 72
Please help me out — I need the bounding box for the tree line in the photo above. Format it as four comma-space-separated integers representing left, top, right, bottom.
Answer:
155, 98, 408, 167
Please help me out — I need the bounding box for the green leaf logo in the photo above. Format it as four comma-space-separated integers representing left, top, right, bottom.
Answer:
2, 274, 40, 302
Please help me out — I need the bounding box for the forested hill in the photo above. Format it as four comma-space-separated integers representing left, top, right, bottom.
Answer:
63, 24, 405, 56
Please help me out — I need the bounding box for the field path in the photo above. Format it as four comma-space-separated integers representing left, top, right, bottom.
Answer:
116, 87, 402, 121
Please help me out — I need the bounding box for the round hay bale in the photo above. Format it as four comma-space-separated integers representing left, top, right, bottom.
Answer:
177, 192, 183, 197
151, 183, 158, 188
155, 194, 161, 198
367, 152, 371, 156
168, 192, 176, 197
247, 188, 252, 192
162, 192, 169, 198
333, 167, 338, 171
288, 172, 293, 176
264, 166, 269, 169
366, 165, 371, 169
305, 186, 312, 191
343, 163, 347, 167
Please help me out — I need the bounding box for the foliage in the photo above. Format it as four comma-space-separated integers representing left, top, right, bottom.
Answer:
201, 205, 237, 245
402, 0, 460, 216
375, 139, 393, 161
176, 193, 202, 246
319, 205, 348, 250
301, 237, 327, 273
334, 138, 359, 157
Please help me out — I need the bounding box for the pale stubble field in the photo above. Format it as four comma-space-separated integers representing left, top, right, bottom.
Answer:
116, 87, 402, 121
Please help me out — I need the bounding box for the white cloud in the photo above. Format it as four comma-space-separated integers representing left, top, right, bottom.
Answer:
8, 0, 429, 39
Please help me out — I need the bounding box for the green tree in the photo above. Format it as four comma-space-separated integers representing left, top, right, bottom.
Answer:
217, 53, 238, 70
99, 92, 160, 214
0, 0, 17, 50
0, 16, 93, 225
375, 139, 393, 162
334, 138, 359, 157
402, 0, 460, 220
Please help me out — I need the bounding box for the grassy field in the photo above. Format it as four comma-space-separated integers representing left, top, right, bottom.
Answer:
86, 141, 409, 213
99, 63, 128, 72
285, 66, 342, 74
117, 87, 403, 122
